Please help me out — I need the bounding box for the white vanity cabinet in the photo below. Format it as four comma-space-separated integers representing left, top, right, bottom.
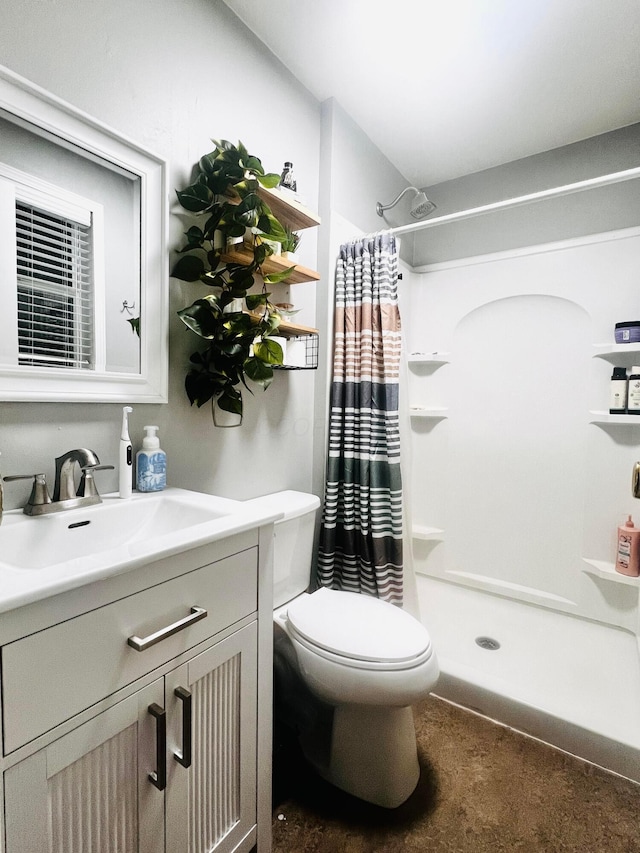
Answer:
0, 525, 274, 853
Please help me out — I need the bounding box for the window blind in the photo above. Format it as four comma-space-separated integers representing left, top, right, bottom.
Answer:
16, 202, 94, 369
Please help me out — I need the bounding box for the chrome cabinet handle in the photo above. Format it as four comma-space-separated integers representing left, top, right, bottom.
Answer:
174, 686, 192, 768
127, 606, 208, 652
148, 703, 167, 790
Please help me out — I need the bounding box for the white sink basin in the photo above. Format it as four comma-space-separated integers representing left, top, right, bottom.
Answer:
0, 490, 240, 570
0, 487, 281, 612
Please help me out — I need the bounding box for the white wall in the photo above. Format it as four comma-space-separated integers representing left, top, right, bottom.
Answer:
0, 0, 324, 505
408, 227, 640, 631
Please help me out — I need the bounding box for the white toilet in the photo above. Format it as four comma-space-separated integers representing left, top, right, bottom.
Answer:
272, 490, 439, 808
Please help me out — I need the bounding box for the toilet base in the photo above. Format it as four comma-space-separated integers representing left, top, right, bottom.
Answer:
304, 704, 420, 808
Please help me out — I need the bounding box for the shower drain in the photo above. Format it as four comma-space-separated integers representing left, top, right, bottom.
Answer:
475, 636, 501, 650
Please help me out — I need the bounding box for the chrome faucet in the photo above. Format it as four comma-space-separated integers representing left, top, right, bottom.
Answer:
3, 449, 113, 517
53, 448, 101, 501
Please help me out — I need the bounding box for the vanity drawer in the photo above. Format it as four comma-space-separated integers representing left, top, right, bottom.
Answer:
2, 548, 257, 753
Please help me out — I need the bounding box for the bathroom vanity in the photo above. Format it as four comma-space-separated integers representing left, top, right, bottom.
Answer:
0, 489, 278, 853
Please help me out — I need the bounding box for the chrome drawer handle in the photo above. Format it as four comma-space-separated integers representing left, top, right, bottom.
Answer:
127, 606, 208, 652
148, 703, 166, 790
174, 686, 192, 768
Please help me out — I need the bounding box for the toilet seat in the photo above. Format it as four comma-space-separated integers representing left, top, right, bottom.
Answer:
285, 587, 433, 672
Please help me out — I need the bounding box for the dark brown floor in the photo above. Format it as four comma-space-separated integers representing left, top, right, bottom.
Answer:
272, 694, 640, 852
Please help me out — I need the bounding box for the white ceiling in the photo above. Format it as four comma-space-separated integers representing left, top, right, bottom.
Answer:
222, 0, 640, 187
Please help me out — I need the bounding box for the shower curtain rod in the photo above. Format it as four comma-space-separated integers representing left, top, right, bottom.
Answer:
387, 165, 640, 237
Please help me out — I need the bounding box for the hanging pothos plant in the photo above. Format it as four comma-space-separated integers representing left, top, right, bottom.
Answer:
171, 140, 294, 420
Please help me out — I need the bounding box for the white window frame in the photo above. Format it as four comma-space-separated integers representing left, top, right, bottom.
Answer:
0, 164, 106, 373
0, 64, 168, 403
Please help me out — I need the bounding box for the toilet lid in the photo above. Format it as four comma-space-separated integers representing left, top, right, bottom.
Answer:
286, 587, 431, 664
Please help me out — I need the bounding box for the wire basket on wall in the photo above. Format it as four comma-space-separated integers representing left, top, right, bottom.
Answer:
273, 334, 319, 370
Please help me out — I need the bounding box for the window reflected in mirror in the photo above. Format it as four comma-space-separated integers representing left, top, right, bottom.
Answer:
0, 65, 167, 402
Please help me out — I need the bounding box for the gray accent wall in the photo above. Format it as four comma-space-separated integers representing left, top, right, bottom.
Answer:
412, 123, 640, 265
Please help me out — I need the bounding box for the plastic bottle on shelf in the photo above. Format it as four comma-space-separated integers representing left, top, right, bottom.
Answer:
627, 367, 640, 414
615, 515, 640, 576
609, 366, 628, 414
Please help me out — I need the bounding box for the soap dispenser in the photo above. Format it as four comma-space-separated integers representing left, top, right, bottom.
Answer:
136, 425, 166, 493
615, 515, 640, 576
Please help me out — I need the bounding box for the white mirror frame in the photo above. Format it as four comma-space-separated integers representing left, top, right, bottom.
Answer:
0, 65, 168, 403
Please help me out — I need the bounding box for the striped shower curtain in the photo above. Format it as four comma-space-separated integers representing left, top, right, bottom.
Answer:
317, 232, 404, 605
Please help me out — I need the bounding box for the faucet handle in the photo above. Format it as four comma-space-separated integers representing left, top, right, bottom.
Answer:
4, 473, 52, 507
77, 464, 115, 498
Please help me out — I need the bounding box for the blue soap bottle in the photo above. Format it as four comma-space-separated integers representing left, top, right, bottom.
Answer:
136, 425, 166, 492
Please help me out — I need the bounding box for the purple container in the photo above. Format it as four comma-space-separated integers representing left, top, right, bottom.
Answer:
615, 322, 640, 344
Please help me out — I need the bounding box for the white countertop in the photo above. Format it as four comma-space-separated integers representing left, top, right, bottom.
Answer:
0, 487, 282, 614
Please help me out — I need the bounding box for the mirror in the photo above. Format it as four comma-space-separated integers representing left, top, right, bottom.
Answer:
0, 65, 167, 402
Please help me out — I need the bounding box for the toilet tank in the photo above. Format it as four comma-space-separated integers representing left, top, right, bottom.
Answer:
272, 490, 321, 608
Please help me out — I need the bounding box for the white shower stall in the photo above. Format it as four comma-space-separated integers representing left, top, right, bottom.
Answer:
402, 182, 640, 783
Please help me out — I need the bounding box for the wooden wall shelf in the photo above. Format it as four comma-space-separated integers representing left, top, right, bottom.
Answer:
256, 186, 321, 231
246, 312, 318, 338
221, 247, 320, 284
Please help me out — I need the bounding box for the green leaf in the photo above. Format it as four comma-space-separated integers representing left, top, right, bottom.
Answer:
176, 183, 211, 213
217, 387, 243, 415
205, 250, 223, 271
127, 316, 140, 337
245, 155, 265, 175
201, 269, 226, 289
198, 153, 216, 174
245, 293, 268, 310
253, 338, 283, 365
229, 266, 255, 288
263, 266, 296, 284
237, 140, 250, 165
234, 208, 260, 228
264, 312, 282, 335
259, 214, 288, 244
178, 297, 221, 338
244, 356, 274, 389
205, 172, 231, 196
203, 210, 224, 239
257, 173, 282, 189
257, 214, 272, 235
222, 313, 253, 334
253, 243, 268, 265
234, 178, 259, 195
225, 222, 247, 240
171, 254, 206, 281
182, 225, 205, 249
235, 191, 259, 212
219, 291, 240, 310
185, 369, 218, 407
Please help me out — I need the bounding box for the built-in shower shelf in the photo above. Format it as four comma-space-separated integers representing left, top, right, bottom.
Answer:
582, 558, 640, 587
593, 344, 640, 360
589, 411, 640, 425
408, 352, 450, 365
410, 407, 448, 419
412, 525, 444, 541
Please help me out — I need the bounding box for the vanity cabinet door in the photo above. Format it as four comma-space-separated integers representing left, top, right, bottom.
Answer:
4, 679, 165, 853
165, 621, 258, 853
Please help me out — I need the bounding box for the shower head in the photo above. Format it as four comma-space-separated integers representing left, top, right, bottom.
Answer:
376, 186, 437, 220
409, 191, 437, 219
